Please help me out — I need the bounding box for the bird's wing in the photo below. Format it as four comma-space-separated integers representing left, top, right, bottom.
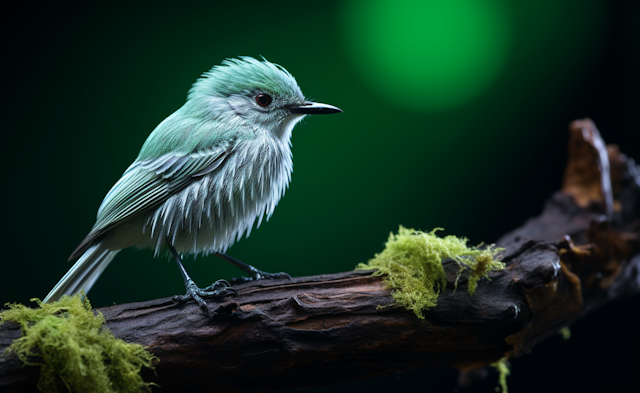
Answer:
69, 144, 231, 260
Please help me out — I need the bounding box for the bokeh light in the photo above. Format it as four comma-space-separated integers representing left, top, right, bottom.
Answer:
342, 0, 512, 112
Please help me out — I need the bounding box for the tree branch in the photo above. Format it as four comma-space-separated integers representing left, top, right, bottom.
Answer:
1, 119, 639, 392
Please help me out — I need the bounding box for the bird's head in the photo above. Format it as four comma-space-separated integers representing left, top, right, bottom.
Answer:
187, 57, 341, 140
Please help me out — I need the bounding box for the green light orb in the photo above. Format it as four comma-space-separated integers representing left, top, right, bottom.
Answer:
342, 0, 512, 112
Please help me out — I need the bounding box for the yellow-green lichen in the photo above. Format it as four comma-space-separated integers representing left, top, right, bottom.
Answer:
356, 227, 505, 318
1, 293, 158, 393
491, 357, 510, 393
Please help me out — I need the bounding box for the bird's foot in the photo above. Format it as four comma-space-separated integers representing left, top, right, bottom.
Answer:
229, 270, 291, 284
214, 253, 292, 284
173, 279, 238, 317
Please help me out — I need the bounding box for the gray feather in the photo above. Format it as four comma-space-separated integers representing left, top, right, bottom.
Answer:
44, 242, 119, 302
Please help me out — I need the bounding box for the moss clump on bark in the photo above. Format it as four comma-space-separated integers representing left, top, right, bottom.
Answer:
1, 293, 158, 393
357, 226, 505, 318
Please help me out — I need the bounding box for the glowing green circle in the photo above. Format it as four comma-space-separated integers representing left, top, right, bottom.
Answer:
343, 0, 512, 112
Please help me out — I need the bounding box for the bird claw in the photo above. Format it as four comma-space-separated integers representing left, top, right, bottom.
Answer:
173, 279, 238, 317
203, 279, 232, 292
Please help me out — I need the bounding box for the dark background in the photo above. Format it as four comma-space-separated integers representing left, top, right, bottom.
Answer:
3, 1, 638, 392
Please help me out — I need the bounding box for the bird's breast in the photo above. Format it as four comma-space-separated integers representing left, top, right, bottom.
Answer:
143, 137, 293, 256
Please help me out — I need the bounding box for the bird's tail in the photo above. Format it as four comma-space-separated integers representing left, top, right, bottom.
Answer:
43, 242, 120, 303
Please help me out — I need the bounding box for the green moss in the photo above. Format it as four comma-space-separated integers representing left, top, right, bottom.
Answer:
491, 357, 510, 393
559, 326, 571, 341
356, 227, 504, 318
1, 294, 158, 393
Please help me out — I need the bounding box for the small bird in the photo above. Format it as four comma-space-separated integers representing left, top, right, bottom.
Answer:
43, 57, 342, 313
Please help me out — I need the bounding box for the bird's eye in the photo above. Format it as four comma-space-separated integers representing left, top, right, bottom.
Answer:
256, 94, 272, 107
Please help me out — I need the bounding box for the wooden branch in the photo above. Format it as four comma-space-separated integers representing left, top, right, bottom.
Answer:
1, 119, 639, 392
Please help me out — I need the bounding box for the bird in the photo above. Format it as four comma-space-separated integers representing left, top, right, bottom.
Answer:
43, 57, 342, 314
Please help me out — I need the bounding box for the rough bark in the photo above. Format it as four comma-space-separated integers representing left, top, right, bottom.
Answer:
1, 119, 639, 392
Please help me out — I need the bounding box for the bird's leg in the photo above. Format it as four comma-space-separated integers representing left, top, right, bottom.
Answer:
170, 245, 237, 316
214, 252, 291, 284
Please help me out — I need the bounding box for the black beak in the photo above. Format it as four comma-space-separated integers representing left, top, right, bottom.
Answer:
289, 101, 342, 115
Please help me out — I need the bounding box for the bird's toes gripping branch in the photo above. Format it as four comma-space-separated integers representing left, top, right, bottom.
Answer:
228, 270, 292, 284
214, 252, 292, 284
173, 279, 238, 317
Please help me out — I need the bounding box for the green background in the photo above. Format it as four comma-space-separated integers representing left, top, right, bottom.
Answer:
3, 1, 638, 392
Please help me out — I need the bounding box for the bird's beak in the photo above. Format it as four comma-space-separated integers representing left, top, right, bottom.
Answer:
289, 101, 342, 115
